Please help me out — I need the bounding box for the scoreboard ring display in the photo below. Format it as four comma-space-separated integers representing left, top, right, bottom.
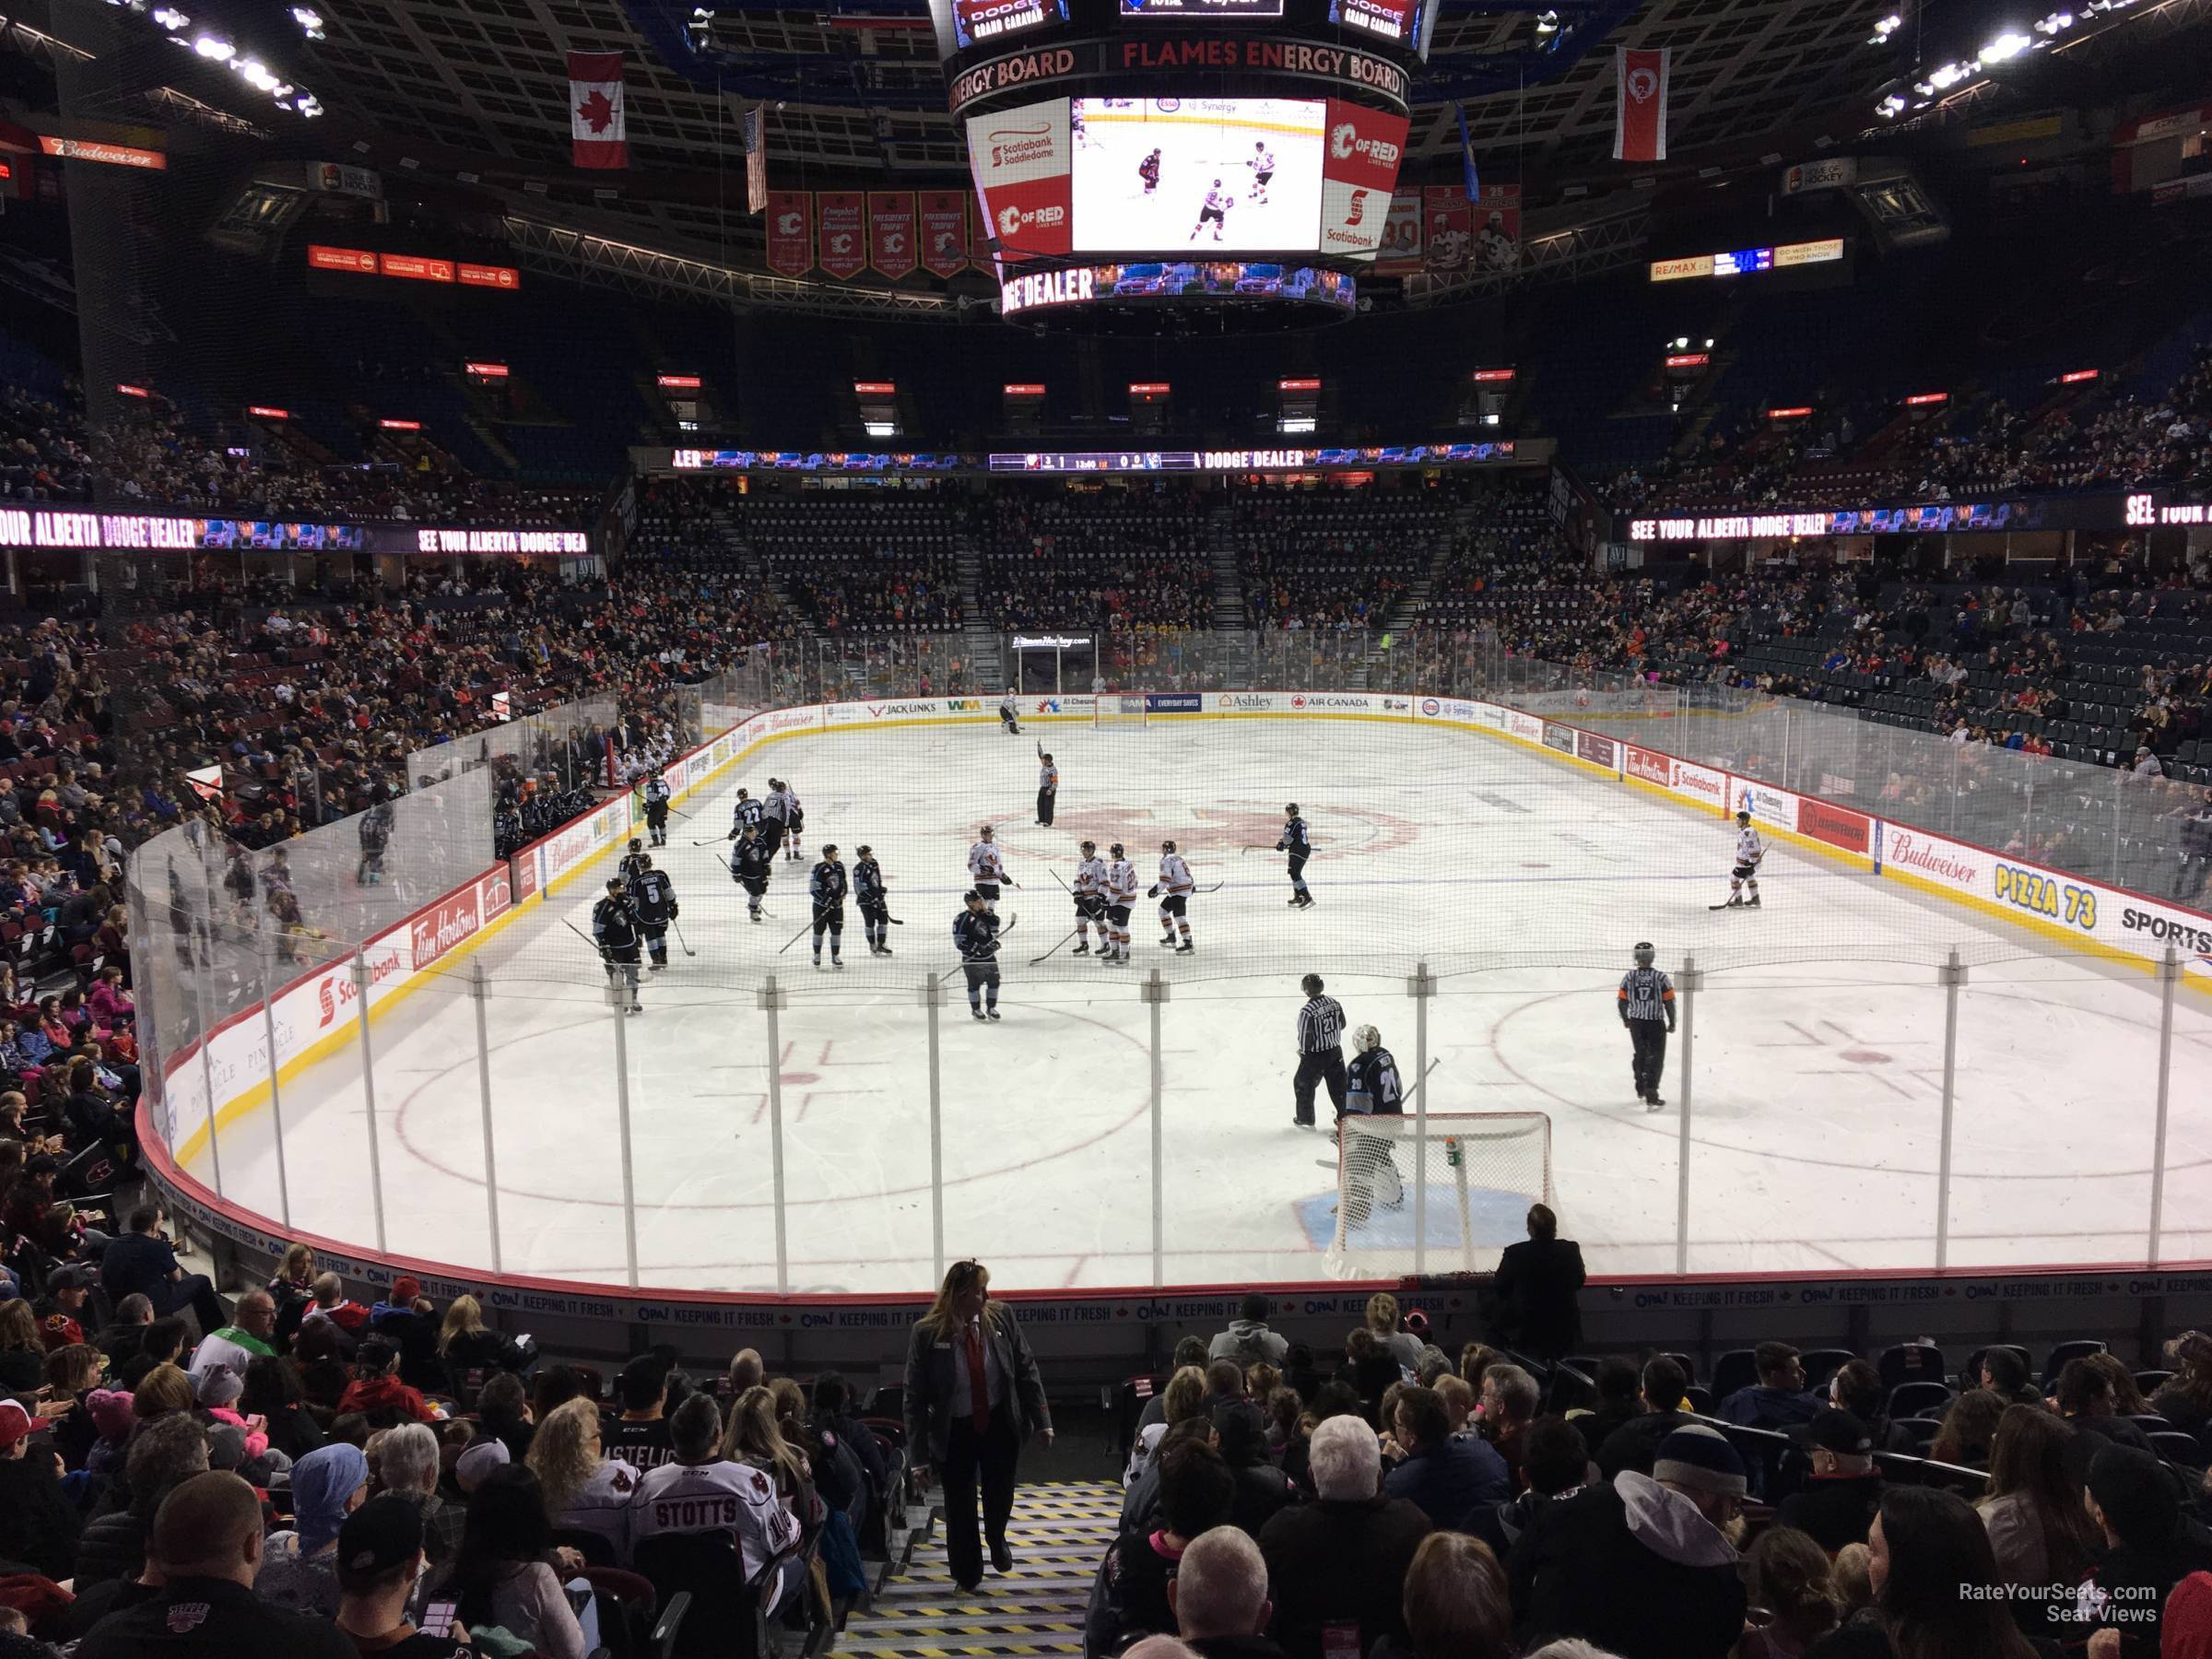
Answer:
935, 0, 1427, 318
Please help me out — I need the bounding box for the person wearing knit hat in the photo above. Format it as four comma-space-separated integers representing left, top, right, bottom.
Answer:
0, 1395, 82, 1582
1775, 1409, 1883, 1553
2082, 1442, 2212, 1659
1513, 1422, 1747, 1659
455, 1437, 511, 1493
254, 1441, 371, 1618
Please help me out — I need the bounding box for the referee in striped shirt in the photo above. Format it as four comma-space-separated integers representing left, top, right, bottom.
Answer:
1618, 941, 1677, 1111
1292, 972, 1348, 1129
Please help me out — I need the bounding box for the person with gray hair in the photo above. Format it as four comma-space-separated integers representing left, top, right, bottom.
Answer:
370, 1420, 462, 1566
1257, 1416, 1430, 1659
1168, 1525, 1280, 1659
1477, 1361, 1542, 1483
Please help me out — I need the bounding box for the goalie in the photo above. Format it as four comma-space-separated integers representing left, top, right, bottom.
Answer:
1339, 1023, 1406, 1227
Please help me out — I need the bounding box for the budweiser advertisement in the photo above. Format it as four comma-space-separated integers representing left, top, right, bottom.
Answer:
966, 97, 1073, 262
868, 191, 917, 279
765, 191, 812, 277
816, 192, 866, 280
918, 189, 969, 278
1318, 98, 1409, 259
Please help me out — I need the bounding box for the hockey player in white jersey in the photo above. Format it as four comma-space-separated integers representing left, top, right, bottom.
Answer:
968, 824, 1012, 912
1715, 809, 1765, 909
1189, 181, 1231, 242
1151, 839, 1195, 955
1072, 839, 1108, 957
772, 780, 804, 862
1246, 141, 1275, 205
1101, 842, 1139, 964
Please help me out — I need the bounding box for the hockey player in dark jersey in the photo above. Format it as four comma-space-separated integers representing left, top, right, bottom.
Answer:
1138, 147, 1162, 195
953, 889, 1002, 1020
1340, 1023, 1406, 1224
733, 823, 775, 923
727, 787, 765, 841
853, 844, 893, 957
641, 769, 672, 847
808, 843, 849, 970
1276, 804, 1313, 909
592, 877, 645, 1014
629, 857, 678, 972
619, 838, 652, 885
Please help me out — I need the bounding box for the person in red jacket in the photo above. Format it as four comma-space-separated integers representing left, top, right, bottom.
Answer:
335, 1337, 441, 1425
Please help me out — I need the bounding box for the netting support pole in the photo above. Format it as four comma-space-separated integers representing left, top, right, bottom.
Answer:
1935, 949, 1967, 1269
609, 978, 641, 1289
760, 976, 791, 1296
1143, 970, 1170, 1290
472, 961, 504, 1275
1407, 962, 1437, 1278
1674, 955, 1702, 1276
352, 951, 388, 1255
193, 971, 225, 1202
920, 973, 947, 1286
257, 958, 291, 1230
2148, 945, 2180, 1265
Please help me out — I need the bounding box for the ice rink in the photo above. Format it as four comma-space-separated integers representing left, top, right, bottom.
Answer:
182, 715, 2212, 1292
1071, 97, 1325, 253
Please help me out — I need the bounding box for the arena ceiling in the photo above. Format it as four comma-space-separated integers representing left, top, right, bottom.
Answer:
267, 0, 1907, 264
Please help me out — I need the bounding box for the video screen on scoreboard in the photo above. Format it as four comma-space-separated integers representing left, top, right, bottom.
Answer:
951, 0, 1067, 50
1328, 0, 1419, 42
1071, 97, 1326, 253
1119, 0, 1286, 16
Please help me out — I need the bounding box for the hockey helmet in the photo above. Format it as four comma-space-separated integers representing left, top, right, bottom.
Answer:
1633, 941, 1655, 966
1109, 842, 1125, 857
821, 843, 838, 858
628, 838, 641, 852
637, 853, 652, 869
856, 844, 873, 858
1735, 809, 1752, 824
606, 877, 624, 893
737, 786, 750, 799
1080, 840, 1097, 853
963, 888, 985, 905
979, 824, 994, 838
1161, 839, 1176, 853
1351, 1024, 1382, 1053
1285, 803, 1300, 817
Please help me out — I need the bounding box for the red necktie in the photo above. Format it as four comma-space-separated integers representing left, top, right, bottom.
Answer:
965, 1323, 991, 1432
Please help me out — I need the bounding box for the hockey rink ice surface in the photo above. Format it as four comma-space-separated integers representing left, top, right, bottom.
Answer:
187, 718, 2212, 1292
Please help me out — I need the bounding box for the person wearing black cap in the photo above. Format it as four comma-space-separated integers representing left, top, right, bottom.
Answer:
1775, 1409, 1884, 1553
1617, 942, 1676, 1110
335, 1494, 469, 1656
2083, 1441, 2212, 1659
1511, 1422, 1747, 1659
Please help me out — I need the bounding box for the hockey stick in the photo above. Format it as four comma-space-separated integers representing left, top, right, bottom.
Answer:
1028, 923, 1084, 965
778, 912, 830, 955
1051, 868, 1072, 893
671, 917, 698, 958
1194, 881, 1225, 894
691, 835, 732, 846
1241, 845, 1277, 855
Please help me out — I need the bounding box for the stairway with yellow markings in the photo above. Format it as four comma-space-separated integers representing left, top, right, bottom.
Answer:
840, 1479, 1121, 1659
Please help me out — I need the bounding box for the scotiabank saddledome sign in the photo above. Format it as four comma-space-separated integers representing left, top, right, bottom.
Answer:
0, 508, 592, 558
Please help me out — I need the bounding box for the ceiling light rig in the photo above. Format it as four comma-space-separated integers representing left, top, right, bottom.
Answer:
100, 0, 322, 115
1874, 0, 2143, 118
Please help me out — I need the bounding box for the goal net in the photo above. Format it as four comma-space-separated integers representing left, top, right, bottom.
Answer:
1325, 1112, 1554, 1280
1094, 693, 1150, 729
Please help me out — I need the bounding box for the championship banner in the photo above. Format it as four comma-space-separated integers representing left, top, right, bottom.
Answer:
919, 189, 969, 278
1372, 189, 1424, 275
1318, 97, 1409, 260
1422, 184, 1471, 272
970, 192, 995, 273
816, 191, 866, 280
1473, 182, 1521, 273
868, 191, 917, 279
965, 97, 1073, 262
765, 190, 813, 277
566, 51, 629, 171
1614, 46, 1669, 163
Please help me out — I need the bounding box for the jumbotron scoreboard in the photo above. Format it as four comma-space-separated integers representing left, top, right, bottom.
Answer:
930, 0, 1431, 322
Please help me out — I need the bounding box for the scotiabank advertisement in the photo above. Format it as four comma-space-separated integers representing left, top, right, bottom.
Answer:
967, 98, 1073, 260
1318, 98, 1409, 259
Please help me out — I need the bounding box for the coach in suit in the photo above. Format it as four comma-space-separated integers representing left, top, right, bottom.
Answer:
903, 1259, 1054, 1592
1487, 1204, 1586, 1362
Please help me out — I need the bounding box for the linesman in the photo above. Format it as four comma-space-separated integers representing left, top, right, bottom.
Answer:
1618, 941, 1677, 1111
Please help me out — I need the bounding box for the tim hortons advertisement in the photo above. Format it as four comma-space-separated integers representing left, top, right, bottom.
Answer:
1625, 746, 1673, 788
1576, 730, 1618, 769
919, 189, 970, 278
815, 192, 867, 281
1318, 98, 1409, 259
1796, 796, 1872, 857
966, 98, 1073, 260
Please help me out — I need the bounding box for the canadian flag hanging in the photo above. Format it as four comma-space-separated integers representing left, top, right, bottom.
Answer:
1613, 46, 1669, 163
567, 51, 629, 170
